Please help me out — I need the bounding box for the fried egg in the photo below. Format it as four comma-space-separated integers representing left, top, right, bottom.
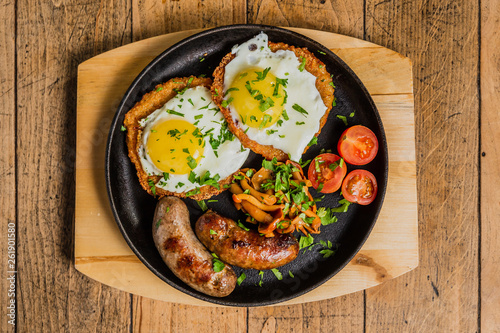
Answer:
219, 32, 331, 161
138, 86, 250, 195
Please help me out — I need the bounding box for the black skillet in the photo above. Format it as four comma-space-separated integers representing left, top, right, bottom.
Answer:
105, 25, 388, 306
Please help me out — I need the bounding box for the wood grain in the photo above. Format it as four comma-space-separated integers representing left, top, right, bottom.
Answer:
0, 0, 16, 331
16, 1, 132, 331
480, 0, 500, 331
248, 295, 364, 333
132, 298, 247, 332
130, 1, 247, 331
365, 0, 479, 331
249, 0, 365, 39
132, 0, 246, 42
247, 3, 365, 331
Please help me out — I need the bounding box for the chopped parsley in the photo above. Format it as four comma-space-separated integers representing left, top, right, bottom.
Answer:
299, 234, 314, 250
337, 115, 348, 126
237, 273, 246, 286
330, 198, 352, 213
187, 156, 197, 169
197, 200, 208, 211
258, 271, 264, 287
221, 97, 234, 108
190, 170, 221, 189
236, 220, 250, 231
211, 253, 225, 272
271, 268, 283, 280
317, 207, 338, 225
224, 87, 239, 96
147, 179, 156, 197
307, 136, 318, 147
266, 129, 278, 135
186, 187, 201, 197
155, 87, 163, 92
259, 114, 272, 129
120, 125, 127, 132
273, 78, 288, 97
298, 56, 306, 72
166, 109, 184, 117
282, 109, 289, 121
254, 67, 271, 82
292, 103, 308, 116
319, 240, 336, 258
209, 229, 217, 235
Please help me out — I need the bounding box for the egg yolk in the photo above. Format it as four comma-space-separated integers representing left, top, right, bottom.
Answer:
227, 67, 285, 129
146, 119, 204, 175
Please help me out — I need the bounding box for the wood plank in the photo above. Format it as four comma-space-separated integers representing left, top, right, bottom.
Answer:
480, 0, 500, 331
16, 1, 132, 331
248, 295, 364, 333
132, 298, 247, 332
247, 2, 365, 332
130, 2, 248, 332
0, 0, 16, 331
249, 0, 365, 40
364, 0, 479, 331
132, 0, 246, 42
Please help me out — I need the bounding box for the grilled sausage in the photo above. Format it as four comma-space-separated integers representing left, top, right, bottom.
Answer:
152, 197, 236, 297
195, 210, 299, 270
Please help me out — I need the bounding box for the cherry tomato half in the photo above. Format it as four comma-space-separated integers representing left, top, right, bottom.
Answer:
308, 153, 347, 193
341, 170, 378, 205
337, 125, 379, 165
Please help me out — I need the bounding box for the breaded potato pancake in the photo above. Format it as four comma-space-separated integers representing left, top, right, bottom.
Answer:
211, 33, 334, 162
124, 76, 249, 200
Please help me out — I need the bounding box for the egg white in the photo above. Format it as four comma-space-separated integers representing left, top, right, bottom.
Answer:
223, 32, 327, 161
138, 86, 250, 194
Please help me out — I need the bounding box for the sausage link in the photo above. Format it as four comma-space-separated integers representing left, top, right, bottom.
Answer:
152, 197, 236, 297
195, 210, 299, 270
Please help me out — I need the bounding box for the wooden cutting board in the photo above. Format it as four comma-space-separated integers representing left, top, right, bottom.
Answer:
75, 27, 417, 307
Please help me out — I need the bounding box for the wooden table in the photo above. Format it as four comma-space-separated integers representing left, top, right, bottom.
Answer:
1, 0, 498, 332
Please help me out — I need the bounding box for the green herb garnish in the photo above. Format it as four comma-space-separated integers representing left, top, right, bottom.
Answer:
237, 273, 246, 286
197, 200, 208, 211
271, 268, 283, 280
298, 57, 306, 71
292, 103, 308, 116
211, 253, 225, 272
337, 115, 348, 126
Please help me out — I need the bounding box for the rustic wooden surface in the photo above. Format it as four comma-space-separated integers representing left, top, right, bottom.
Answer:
1, 0, 16, 332
3, 0, 497, 332
481, 0, 500, 332
74, 27, 417, 306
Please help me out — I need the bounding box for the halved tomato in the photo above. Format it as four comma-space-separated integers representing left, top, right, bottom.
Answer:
308, 153, 347, 193
337, 125, 379, 165
341, 170, 377, 205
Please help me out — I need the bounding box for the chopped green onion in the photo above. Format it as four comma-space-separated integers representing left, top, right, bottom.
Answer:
292, 103, 308, 116
237, 273, 246, 286
337, 115, 348, 126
